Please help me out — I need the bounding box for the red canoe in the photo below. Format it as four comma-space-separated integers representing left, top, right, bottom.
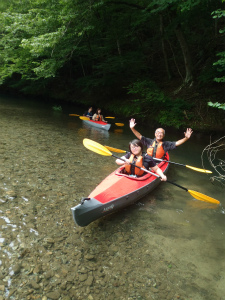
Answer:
71, 153, 169, 227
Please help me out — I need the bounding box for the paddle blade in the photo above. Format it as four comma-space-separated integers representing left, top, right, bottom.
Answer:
105, 116, 115, 119
186, 165, 212, 174
83, 139, 112, 156
79, 116, 90, 120
105, 145, 126, 153
115, 123, 124, 127
69, 114, 80, 116
188, 190, 220, 205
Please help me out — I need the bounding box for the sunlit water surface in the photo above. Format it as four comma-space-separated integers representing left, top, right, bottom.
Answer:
0, 95, 224, 300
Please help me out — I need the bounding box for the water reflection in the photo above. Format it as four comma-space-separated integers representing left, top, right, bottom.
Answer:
187, 199, 221, 210
114, 128, 123, 134
82, 122, 110, 140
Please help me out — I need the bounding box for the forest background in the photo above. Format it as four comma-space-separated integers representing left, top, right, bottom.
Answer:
0, 0, 225, 131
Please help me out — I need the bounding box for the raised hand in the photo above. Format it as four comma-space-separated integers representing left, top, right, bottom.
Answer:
184, 128, 193, 139
129, 118, 136, 129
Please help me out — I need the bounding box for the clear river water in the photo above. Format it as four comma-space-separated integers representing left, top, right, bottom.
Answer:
0, 95, 224, 300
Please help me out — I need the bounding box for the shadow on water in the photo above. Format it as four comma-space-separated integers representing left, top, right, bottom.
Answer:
0, 96, 224, 300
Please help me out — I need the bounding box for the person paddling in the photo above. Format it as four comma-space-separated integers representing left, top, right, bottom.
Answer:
92, 108, 107, 122
129, 118, 193, 159
83, 107, 93, 119
115, 139, 167, 181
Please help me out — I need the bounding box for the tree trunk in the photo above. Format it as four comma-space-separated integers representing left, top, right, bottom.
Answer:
175, 26, 193, 85
160, 14, 172, 80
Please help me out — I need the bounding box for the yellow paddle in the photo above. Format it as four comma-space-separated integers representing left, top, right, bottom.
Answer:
104, 145, 126, 153
69, 114, 80, 116
83, 139, 220, 205
70, 114, 116, 119
104, 145, 212, 174
79, 116, 91, 120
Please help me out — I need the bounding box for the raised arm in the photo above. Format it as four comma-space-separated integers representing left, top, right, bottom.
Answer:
175, 128, 193, 146
129, 118, 142, 140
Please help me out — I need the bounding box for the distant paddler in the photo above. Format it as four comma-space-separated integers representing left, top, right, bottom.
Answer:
92, 108, 108, 123
83, 107, 93, 119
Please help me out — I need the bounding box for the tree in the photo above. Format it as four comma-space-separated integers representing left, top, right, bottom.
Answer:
212, 7, 225, 83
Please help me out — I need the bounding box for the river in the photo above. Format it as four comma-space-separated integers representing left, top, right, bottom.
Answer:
0, 95, 224, 300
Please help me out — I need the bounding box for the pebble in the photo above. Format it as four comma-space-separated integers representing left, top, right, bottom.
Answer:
85, 275, 94, 286
0, 285, 4, 291
79, 273, 88, 282
46, 291, 61, 299
29, 280, 40, 290
13, 264, 22, 275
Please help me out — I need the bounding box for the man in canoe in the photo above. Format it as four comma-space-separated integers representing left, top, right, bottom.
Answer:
129, 118, 193, 159
83, 107, 93, 119
116, 139, 167, 181
92, 108, 107, 122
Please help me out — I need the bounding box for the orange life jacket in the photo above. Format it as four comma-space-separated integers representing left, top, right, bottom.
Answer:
147, 140, 165, 158
125, 154, 145, 176
95, 114, 102, 121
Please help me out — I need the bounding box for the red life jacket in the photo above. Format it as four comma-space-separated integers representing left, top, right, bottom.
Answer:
147, 140, 165, 158
125, 154, 145, 176
95, 114, 102, 121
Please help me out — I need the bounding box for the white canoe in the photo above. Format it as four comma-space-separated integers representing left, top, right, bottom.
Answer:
82, 119, 111, 131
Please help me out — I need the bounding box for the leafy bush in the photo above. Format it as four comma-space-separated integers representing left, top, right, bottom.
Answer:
124, 80, 192, 128
208, 101, 225, 110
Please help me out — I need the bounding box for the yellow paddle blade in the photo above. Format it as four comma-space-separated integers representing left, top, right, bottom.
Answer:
83, 139, 112, 156
115, 123, 124, 127
105, 116, 115, 119
188, 190, 220, 204
69, 114, 80, 116
79, 116, 90, 120
186, 165, 212, 174
105, 145, 126, 153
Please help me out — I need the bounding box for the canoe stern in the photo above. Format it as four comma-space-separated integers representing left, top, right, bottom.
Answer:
71, 197, 104, 227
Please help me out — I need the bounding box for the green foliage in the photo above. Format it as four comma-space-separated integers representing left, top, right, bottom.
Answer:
213, 52, 225, 83
0, 0, 94, 85
0, 0, 224, 129
157, 98, 192, 128
208, 101, 225, 111
108, 80, 193, 128
52, 105, 62, 111
212, 8, 225, 83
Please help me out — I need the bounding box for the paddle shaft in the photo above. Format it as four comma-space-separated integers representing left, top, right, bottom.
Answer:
113, 154, 163, 179
154, 158, 186, 167
105, 146, 211, 174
